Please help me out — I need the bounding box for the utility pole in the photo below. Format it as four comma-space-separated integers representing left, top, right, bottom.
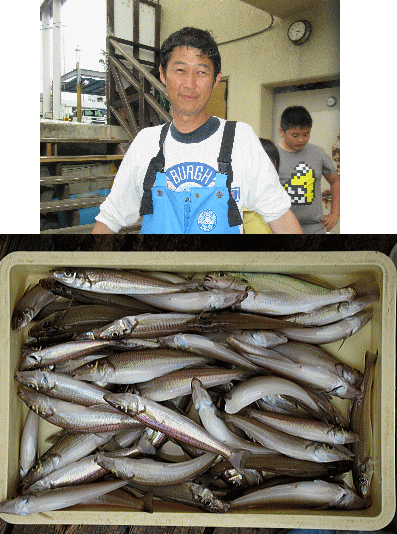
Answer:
52, 0, 62, 119
76, 46, 82, 122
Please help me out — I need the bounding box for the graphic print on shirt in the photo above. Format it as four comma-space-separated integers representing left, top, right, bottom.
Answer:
283, 162, 315, 204
166, 162, 217, 192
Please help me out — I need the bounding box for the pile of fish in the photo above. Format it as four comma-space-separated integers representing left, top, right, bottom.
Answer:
0, 267, 380, 516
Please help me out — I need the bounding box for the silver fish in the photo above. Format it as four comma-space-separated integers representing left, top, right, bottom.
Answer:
278, 309, 373, 344
280, 295, 378, 327
95, 451, 218, 486
132, 288, 248, 313
273, 340, 363, 389
240, 352, 362, 399
103, 392, 250, 474
351, 350, 377, 504
235, 286, 356, 316
18, 387, 144, 433
24, 454, 108, 493
0, 479, 128, 515
159, 332, 260, 371
191, 378, 272, 455
126, 480, 229, 513
19, 410, 39, 480
224, 413, 353, 463
136, 366, 251, 402
19, 339, 114, 371
224, 375, 325, 418
50, 267, 198, 295
83, 487, 153, 511
71, 348, 211, 384
98, 313, 198, 339
227, 479, 366, 510
20, 431, 116, 489
227, 330, 289, 350
245, 408, 359, 445
11, 282, 58, 332
15, 370, 110, 406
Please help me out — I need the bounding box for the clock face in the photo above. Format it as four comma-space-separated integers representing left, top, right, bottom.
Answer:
288, 20, 311, 44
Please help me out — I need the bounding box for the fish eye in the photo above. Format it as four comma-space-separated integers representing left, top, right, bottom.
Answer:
111, 331, 120, 338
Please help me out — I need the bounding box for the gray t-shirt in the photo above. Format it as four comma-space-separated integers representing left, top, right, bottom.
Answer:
278, 143, 336, 234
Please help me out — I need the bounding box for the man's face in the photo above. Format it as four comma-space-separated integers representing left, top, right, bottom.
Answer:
280, 126, 311, 152
159, 46, 221, 119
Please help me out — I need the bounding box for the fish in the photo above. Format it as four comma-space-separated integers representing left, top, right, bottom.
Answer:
17, 387, 144, 433
245, 409, 359, 445
0, 479, 128, 515
350, 350, 377, 504
24, 454, 109, 493
82, 487, 153, 512
280, 295, 379, 327
49, 267, 199, 295
239, 351, 362, 399
132, 288, 248, 313
95, 451, 218, 486
224, 413, 353, 463
224, 375, 326, 418
98, 313, 199, 339
159, 333, 260, 371
19, 410, 39, 480
278, 309, 373, 344
210, 454, 353, 482
126, 480, 230, 513
15, 370, 111, 406
135, 367, 251, 402
191, 378, 272, 455
19, 339, 115, 371
27, 305, 128, 343
227, 479, 366, 510
103, 391, 250, 474
40, 277, 161, 312
272, 340, 363, 389
226, 330, 289, 351
20, 431, 116, 490
11, 282, 58, 332
71, 348, 212, 384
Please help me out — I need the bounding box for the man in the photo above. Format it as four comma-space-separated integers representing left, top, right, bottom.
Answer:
278, 105, 340, 234
92, 27, 302, 234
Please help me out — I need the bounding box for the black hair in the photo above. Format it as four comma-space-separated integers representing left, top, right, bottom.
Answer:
280, 106, 313, 131
160, 27, 221, 79
259, 138, 280, 173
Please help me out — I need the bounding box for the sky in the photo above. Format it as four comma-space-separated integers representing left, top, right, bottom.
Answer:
60, 0, 107, 75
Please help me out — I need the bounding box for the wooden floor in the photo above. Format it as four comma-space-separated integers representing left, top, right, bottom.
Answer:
0, 234, 396, 534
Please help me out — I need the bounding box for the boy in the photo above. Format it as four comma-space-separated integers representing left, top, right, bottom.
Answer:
278, 106, 340, 234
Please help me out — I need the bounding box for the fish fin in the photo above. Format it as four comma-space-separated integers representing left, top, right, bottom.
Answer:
142, 492, 153, 513
228, 449, 251, 475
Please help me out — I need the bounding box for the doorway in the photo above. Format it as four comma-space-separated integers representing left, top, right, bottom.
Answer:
206, 79, 228, 119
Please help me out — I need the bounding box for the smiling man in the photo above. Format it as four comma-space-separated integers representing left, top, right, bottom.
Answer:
92, 27, 302, 234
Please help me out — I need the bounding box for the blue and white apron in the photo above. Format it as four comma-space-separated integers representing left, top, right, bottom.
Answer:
139, 121, 242, 234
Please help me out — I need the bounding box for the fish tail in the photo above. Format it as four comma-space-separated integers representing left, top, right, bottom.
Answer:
348, 275, 380, 302
228, 448, 251, 474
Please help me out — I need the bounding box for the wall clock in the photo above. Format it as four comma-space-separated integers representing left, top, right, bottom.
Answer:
287, 20, 312, 45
